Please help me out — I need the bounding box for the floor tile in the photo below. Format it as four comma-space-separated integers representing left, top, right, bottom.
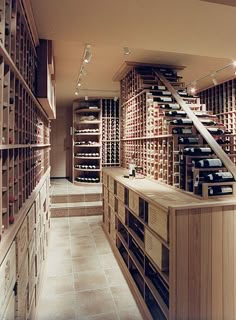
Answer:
42, 274, 75, 296
104, 268, 127, 287
37, 292, 77, 320
118, 306, 143, 320
71, 243, 97, 258
72, 255, 101, 272
75, 288, 116, 317
98, 253, 119, 269
74, 270, 108, 291
110, 286, 137, 310
84, 312, 119, 320
45, 258, 73, 277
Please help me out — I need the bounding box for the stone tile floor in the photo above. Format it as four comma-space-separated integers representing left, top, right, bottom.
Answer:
36, 215, 143, 320
50, 179, 102, 196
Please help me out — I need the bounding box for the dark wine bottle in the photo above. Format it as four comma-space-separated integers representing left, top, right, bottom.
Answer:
207, 128, 224, 135
216, 138, 230, 145
172, 127, 192, 134
195, 158, 223, 168
183, 147, 213, 155
208, 186, 233, 196
160, 103, 180, 110
170, 119, 193, 125
178, 137, 198, 144
200, 119, 217, 126
206, 172, 234, 182
154, 96, 172, 102
165, 111, 186, 117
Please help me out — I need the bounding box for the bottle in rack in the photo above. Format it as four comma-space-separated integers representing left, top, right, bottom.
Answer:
206, 171, 234, 182
183, 147, 213, 155
208, 186, 233, 196
129, 153, 136, 178
170, 118, 193, 125
194, 158, 223, 168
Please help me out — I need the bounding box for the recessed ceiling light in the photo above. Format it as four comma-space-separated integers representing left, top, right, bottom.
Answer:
123, 47, 131, 55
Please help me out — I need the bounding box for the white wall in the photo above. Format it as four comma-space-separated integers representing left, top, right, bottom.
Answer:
50, 106, 72, 178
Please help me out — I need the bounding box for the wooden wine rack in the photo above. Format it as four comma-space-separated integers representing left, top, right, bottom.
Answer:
73, 98, 120, 184
0, 1, 52, 319
102, 98, 120, 167
118, 63, 236, 199
199, 79, 236, 164
102, 168, 236, 320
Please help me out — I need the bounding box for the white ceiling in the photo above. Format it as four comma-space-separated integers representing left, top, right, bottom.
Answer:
30, 0, 236, 108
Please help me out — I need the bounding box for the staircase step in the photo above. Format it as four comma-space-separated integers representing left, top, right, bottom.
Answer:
50, 201, 103, 218
51, 193, 102, 204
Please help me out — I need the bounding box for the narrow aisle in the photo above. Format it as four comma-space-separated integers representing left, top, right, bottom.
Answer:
36, 215, 143, 320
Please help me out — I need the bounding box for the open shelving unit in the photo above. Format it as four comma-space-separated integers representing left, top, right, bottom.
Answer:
73, 99, 102, 184
0, 1, 53, 319
102, 98, 120, 167
72, 98, 120, 183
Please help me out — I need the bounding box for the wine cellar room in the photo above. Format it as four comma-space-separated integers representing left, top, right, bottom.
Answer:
1, 0, 236, 320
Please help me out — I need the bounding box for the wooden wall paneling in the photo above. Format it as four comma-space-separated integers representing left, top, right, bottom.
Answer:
188, 209, 201, 320
175, 210, 189, 320
211, 205, 231, 320
223, 205, 234, 320
169, 207, 176, 320
200, 207, 212, 320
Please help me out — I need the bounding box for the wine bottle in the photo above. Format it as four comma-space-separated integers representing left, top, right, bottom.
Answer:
207, 128, 224, 135
206, 172, 234, 182
160, 103, 180, 110
154, 96, 172, 102
178, 90, 188, 96
172, 127, 192, 134
170, 119, 193, 125
195, 158, 223, 168
178, 137, 198, 144
165, 111, 186, 117
200, 119, 217, 126
208, 186, 232, 196
216, 138, 230, 144
183, 147, 213, 155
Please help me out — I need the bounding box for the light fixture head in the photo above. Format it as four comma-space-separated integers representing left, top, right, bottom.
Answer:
114, 96, 118, 102
123, 47, 131, 55
81, 66, 88, 76
212, 77, 218, 86
85, 96, 88, 101
77, 82, 81, 87
75, 90, 79, 96
233, 61, 236, 67
190, 87, 196, 94
83, 45, 92, 63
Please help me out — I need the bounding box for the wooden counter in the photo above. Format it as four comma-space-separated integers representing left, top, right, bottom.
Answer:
102, 167, 236, 320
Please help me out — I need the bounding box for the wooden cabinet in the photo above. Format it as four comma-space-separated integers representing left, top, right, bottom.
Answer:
102, 168, 236, 320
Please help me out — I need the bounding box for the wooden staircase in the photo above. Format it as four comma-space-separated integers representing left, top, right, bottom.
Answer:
137, 66, 236, 199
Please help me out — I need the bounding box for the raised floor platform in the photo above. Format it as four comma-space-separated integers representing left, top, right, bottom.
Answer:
50, 179, 102, 217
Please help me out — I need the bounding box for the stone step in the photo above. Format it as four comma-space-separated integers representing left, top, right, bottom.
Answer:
50, 193, 102, 204
50, 201, 103, 218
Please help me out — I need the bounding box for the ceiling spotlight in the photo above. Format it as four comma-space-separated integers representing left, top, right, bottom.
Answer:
75, 90, 79, 96
212, 77, 218, 86
85, 96, 88, 101
190, 87, 196, 94
81, 66, 88, 76
114, 96, 118, 102
77, 82, 81, 87
233, 61, 236, 67
123, 47, 131, 55
83, 45, 92, 63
